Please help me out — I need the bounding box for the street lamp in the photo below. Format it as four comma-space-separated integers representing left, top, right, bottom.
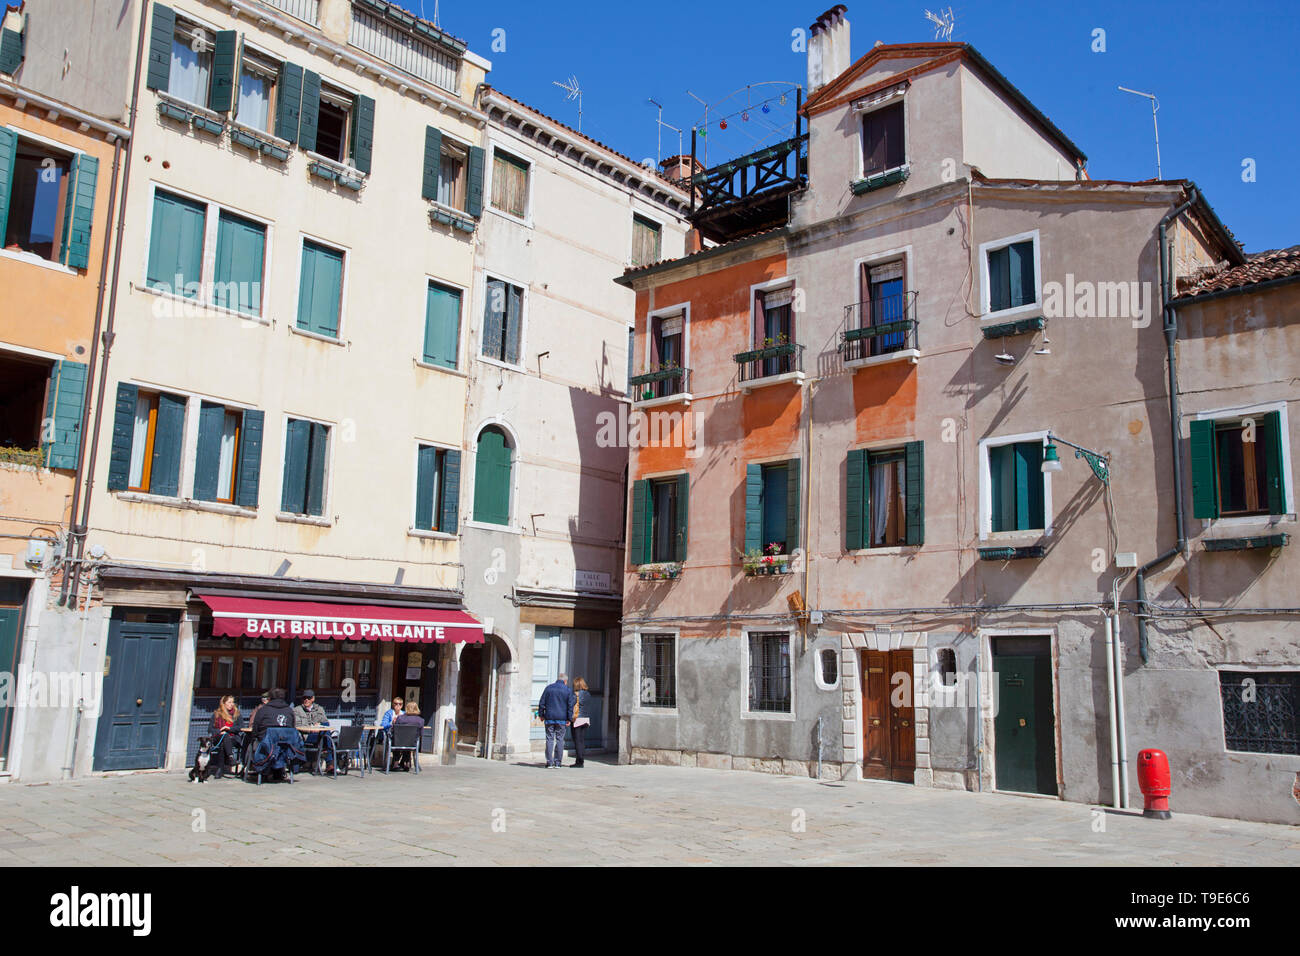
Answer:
1042, 434, 1110, 484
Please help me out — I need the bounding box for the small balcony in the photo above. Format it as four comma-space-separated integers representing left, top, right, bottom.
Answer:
630, 366, 693, 408
840, 292, 920, 368
734, 342, 805, 392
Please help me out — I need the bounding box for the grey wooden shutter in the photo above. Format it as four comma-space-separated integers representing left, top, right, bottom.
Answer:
208, 30, 238, 113
351, 94, 375, 173
235, 409, 264, 508
106, 383, 139, 491
466, 145, 485, 218
440, 449, 461, 533
149, 393, 187, 497
305, 422, 328, 516
192, 401, 226, 501
504, 283, 522, 365
274, 62, 303, 144
415, 445, 438, 531
280, 419, 310, 513
0, 27, 24, 75
145, 5, 175, 92
744, 464, 763, 552
904, 441, 925, 546
298, 70, 321, 153
422, 126, 442, 201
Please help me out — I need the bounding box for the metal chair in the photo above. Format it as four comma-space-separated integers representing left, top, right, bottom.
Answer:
299, 727, 337, 778
335, 725, 369, 777
245, 730, 300, 785
385, 723, 422, 774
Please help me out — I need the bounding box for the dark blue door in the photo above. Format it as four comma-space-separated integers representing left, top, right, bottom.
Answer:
93, 610, 179, 771
0, 580, 28, 769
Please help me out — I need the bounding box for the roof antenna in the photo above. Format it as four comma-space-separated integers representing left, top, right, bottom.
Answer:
647, 98, 683, 168
553, 75, 583, 133
924, 7, 956, 41
1117, 86, 1161, 179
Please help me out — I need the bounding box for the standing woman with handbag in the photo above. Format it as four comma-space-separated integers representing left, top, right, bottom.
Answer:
571, 677, 591, 768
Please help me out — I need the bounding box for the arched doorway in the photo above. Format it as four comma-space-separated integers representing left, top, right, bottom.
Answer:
455, 634, 513, 757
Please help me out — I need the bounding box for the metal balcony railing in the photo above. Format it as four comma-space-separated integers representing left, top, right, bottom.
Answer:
840, 291, 918, 361
734, 342, 804, 383
630, 365, 692, 400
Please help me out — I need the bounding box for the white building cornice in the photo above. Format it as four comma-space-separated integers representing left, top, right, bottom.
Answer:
0, 79, 132, 142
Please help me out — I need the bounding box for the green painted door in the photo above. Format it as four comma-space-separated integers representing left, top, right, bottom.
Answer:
93, 610, 179, 771
473, 427, 511, 525
993, 647, 1057, 795
0, 580, 28, 769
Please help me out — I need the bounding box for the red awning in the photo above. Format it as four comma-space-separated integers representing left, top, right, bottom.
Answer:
198, 593, 484, 644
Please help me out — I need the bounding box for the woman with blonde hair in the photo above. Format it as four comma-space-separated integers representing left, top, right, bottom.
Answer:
570, 677, 591, 768
393, 700, 425, 770
209, 694, 240, 778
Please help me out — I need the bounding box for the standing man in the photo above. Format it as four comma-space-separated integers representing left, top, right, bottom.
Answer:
537, 673, 576, 768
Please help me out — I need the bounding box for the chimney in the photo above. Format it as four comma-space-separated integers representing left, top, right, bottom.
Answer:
807, 5, 850, 95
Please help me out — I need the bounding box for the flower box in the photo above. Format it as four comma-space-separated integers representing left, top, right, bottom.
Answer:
638, 562, 682, 581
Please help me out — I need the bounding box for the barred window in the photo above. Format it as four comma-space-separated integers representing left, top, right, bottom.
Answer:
640, 634, 676, 708
1219, 670, 1299, 755
748, 632, 791, 713
819, 648, 838, 688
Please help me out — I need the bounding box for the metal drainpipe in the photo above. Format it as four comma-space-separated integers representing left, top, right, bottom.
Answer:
1135, 185, 1198, 663
1104, 614, 1120, 807
67, 0, 151, 600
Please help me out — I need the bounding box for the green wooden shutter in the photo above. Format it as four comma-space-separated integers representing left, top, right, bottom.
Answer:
1188, 419, 1219, 519
297, 240, 343, 337
1008, 240, 1035, 308
1015, 441, 1045, 530
351, 94, 375, 174
274, 62, 303, 144
305, 422, 328, 517
62, 154, 98, 271
1260, 411, 1288, 515
147, 190, 206, 294
422, 126, 442, 200
208, 30, 238, 113
423, 283, 461, 369
414, 445, 438, 531
145, 5, 175, 92
473, 428, 510, 525
0, 127, 15, 243
785, 458, 801, 552
298, 70, 321, 153
280, 419, 310, 513
106, 383, 139, 492
904, 441, 925, 546
235, 409, 264, 508
987, 245, 1010, 313
503, 284, 522, 365
149, 393, 186, 497
0, 27, 24, 75
466, 145, 485, 218
675, 473, 689, 562
846, 448, 866, 550
192, 401, 225, 502
989, 444, 1012, 532
440, 449, 461, 533
43, 360, 88, 470
213, 210, 266, 316
744, 463, 762, 553
629, 478, 650, 566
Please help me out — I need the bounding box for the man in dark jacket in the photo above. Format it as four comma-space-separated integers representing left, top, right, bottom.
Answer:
252, 688, 295, 735
537, 674, 576, 768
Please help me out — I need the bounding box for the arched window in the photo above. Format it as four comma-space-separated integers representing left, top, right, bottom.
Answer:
473, 426, 512, 525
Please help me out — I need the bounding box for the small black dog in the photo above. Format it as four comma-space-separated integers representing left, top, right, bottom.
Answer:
188, 737, 213, 782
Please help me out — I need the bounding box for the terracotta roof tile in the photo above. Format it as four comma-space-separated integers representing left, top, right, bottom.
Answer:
1175, 245, 1300, 299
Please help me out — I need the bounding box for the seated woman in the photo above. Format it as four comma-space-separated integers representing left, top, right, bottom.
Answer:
208, 694, 241, 779
392, 701, 425, 770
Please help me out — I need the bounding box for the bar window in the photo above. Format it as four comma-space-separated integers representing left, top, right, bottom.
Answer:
748, 632, 791, 713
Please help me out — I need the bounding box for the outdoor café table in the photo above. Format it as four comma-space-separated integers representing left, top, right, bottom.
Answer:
296, 726, 337, 776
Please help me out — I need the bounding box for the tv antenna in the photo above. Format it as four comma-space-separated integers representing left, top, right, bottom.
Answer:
1118, 86, 1161, 179
553, 75, 583, 133
924, 7, 955, 41
647, 98, 683, 168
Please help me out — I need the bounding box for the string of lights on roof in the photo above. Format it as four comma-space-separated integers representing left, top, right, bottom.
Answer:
693, 91, 790, 137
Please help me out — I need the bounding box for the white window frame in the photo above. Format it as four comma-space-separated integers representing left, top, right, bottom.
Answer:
416, 273, 469, 374
1214, 665, 1300, 758
741, 626, 796, 721
848, 245, 918, 368
290, 231, 350, 343
855, 88, 909, 183
1192, 401, 1295, 529
978, 229, 1042, 322
629, 210, 665, 268
484, 140, 533, 227
476, 270, 528, 373
408, 438, 459, 539
275, 411, 336, 525
464, 416, 521, 534
0, 126, 86, 274
139, 181, 274, 324
632, 629, 680, 716
232, 42, 281, 137
167, 14, 219, 107
431, 131, 474, 216
813, 639, 841, 691
978, 429, 1053, 540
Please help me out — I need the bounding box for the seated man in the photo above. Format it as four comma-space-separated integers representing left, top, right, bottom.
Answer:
252, 687, 295, 735
248, 688, 302, 780
293, 690, 332, 773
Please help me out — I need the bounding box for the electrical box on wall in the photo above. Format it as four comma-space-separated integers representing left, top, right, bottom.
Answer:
1115, 552, 1138, 568
24, 538, 49, 567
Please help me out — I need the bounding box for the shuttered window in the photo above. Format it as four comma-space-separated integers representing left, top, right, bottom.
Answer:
627, 474, 688, 565
989, 440, 1046, 532
120, 388, 186, 497
862, 101, 905, 176
490, 148, 529, 219
146, 189, 206, 296
631, 214, 661, 267
212, 210, 266, 316
472, 426, 512, 525
414, 444, 462, 533
745, 460, 800, 555
1191, 412, 1288, 519
40, 359, 88, 470
236, 50, 278, 133
986, 238, 1037, 313
847, 443, 925, 549
423, 282, 462, 369
281, 418, 329, 517
297, 239, 344, 338
481, 277, 522, 365
167, 17, 213, 106
192, 403, 263, 506
0, 132, 98, 269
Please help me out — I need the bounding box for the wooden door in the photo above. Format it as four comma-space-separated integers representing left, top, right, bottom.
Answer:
860, 649, 915, 783
456, 644, 484, 746
993, 645, 1058, 795
0, 580, 27, 768
93, 610, 179, 771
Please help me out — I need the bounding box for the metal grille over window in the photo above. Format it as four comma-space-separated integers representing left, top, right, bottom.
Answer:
258, 0, 320, 24
820, 648, 838, 687
640, 635, 676, 707
1219, 671, 1299, 755
349, 6, 459, 94
749, 632, 791, 712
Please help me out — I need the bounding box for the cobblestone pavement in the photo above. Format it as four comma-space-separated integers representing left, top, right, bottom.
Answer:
0, 756, 1295, 866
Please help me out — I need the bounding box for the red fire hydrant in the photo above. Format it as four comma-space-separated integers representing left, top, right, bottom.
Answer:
1136, 748, 1172, 819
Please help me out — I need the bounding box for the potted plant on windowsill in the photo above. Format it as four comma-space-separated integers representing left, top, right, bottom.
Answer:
741, 544, 791, 576
638, 561, 682, 581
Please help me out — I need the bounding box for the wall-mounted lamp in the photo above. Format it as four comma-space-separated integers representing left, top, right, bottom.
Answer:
1043, 433, 1110, 484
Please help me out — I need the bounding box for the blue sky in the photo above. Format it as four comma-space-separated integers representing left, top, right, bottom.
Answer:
397, 0, 1298, 252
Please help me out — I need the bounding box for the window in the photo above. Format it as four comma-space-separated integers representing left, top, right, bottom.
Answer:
847, 443, 924, 549
755, 285, 795, 376
280, 418, 329, 517
989, 440, 1046, 533
146, 189, 267, 317
858, 259, 908, 355
647, 310, 685, 398
146, 189, 206, 296
423, 282, 462, 370
984, 235, 1038, 315
126, 389, 186, 496
236, 49, 278, 133
0, 351, 87, 471
194, 402, 263, 506
819, 648, 839, 688
472, 426, 512, 526
1191, 411, 1288, 519
1219, 670, 1298, 755
3, 137, 69, 261
631, 214, 661, 267
937, 648, 957, 687
212, 210, 267, 316
481, 277, 522, 365
414, 443, 461, 533
862, 101, 905, 177
438, 142, 467, 211
297, 238, 344, 338
490, 148, 529, 219
629, 474, 689, 566
744, 460, 800, 556
639, 634, 677, 708
314, 86, 351, 163
168, 18, 213, 106
748, 632, 791, 713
